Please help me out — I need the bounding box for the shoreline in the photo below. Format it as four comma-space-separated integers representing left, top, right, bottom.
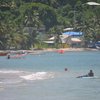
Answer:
0, 47, 99, 54
42, 48, 99, 52
24, 48, 99, 55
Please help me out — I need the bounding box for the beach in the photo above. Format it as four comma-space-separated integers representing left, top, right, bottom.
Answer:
22, 47, 98, 54
0, 47, 98, 56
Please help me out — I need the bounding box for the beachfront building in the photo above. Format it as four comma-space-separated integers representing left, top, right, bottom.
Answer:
62, 31, 83, 47
43, 31, 83, 48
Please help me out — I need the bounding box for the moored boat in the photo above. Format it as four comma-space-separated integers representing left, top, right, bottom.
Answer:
7, 50, 27, 59
11, 53, 27, 59
0, 51, 8, 56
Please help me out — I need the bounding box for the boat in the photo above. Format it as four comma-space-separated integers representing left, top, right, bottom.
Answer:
11, 53, 27, 59
57, 49, 65, 54
7, 51, 27, 59
0, 52, 8, 56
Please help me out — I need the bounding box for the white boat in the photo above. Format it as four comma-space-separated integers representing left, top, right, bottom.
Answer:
7, 52, 27, 59
11, 53, 27, 59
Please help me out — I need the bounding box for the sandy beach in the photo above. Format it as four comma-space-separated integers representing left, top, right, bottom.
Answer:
34, 47, 98, 52
24, 47, 98, 55
0, 47, 99, 56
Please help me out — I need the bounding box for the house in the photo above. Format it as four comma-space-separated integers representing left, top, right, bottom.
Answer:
43, 31, 83, 48
62, 31, 83, 47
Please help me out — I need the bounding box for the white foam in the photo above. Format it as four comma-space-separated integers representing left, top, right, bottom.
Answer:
0, 70, 55, 81
20, 72, 54, 80
0, 70, 24, 74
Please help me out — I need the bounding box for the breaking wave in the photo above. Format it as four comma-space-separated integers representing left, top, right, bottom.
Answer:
0, 70, 24, 74
20, 72, 54, 80
0, 70, 55, 85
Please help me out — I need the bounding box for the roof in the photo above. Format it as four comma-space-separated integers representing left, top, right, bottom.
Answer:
48, 37, 55, 40
63, 28, 73, 31
71, 38, 82, 42
43, 41, 54, 44
62, 31, 83, 36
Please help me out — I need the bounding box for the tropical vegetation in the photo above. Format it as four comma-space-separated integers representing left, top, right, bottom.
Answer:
0, 0, 100, 50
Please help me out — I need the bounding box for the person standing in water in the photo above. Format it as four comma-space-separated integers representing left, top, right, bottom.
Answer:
7, 53, 10, 59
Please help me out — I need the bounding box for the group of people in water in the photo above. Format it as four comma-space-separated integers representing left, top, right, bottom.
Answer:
64, 68, 94, 78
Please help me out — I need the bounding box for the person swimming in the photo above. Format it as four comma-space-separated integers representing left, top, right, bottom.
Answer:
64, 68, 68, 71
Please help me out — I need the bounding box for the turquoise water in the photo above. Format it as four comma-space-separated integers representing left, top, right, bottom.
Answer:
0, 51, 100, 100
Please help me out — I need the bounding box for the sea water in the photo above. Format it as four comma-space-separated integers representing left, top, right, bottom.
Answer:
0, 51, 100, 100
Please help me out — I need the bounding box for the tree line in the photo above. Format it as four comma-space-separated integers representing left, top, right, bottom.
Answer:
0, 0, 100, 50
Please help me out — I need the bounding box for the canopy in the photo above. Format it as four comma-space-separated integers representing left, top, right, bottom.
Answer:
62, 31, 83, 36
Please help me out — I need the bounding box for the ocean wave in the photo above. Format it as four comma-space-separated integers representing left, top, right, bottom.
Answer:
0, 70, 24, 74
0, 70, 55, 85
20, 72, 54, 80
0, 70, 24, 85
0, 79, 23, 85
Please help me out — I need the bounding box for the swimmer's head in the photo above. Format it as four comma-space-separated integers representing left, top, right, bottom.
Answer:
65, 68, 68, 71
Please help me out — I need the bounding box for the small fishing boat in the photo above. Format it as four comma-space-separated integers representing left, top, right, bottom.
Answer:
0, 52, 8, 56
57, 49, 65, 54
10, 53, 27, 59
7, 51, 27, 59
